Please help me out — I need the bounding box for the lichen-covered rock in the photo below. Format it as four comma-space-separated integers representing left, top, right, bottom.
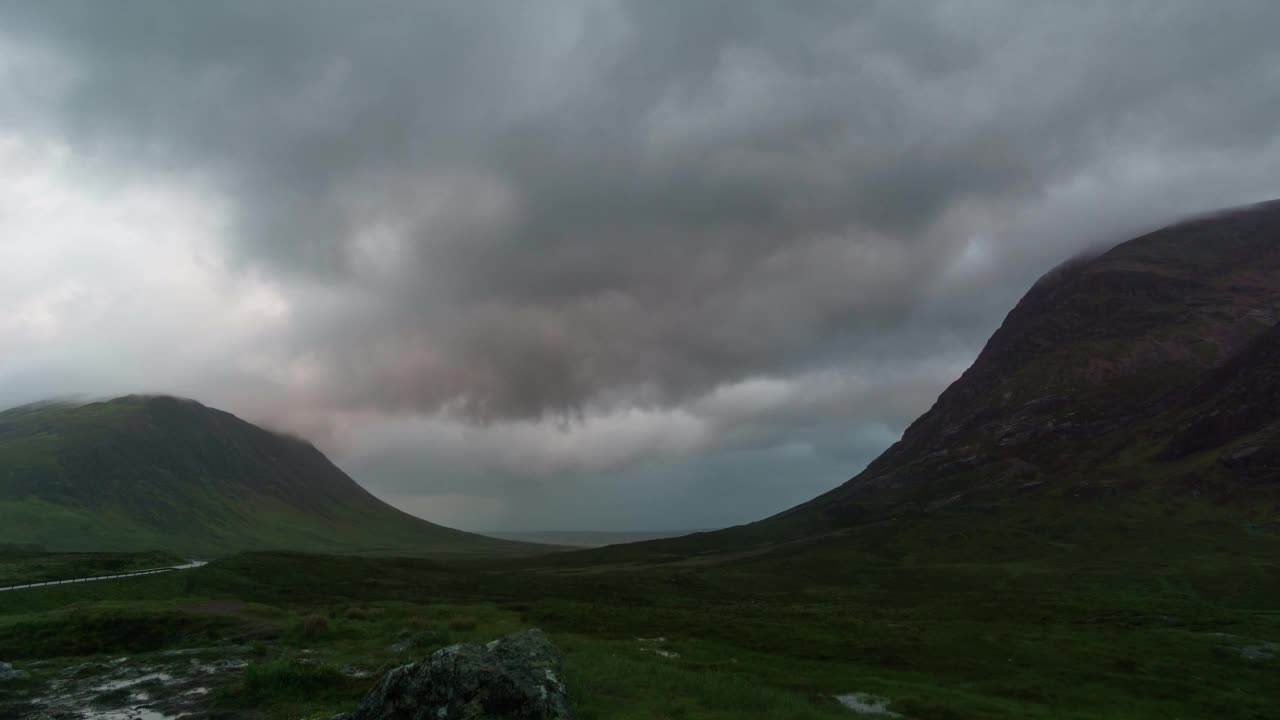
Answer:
336, 629, 571, 720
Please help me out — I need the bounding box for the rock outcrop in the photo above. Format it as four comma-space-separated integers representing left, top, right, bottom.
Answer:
334, 630, 572, 720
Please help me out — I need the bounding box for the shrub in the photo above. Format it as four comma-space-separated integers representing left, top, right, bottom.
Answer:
893, 698, 964, 720
300, 613, 329, 637
447, 614, 477, 632
396, 627, 451, 649
344, 606, 384, 621
231, 659, 350, 703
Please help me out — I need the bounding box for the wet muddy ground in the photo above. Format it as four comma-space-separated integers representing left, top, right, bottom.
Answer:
2, 647, 252, 720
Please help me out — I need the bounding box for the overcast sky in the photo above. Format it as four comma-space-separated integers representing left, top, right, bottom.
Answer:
1, 1, 1278, 531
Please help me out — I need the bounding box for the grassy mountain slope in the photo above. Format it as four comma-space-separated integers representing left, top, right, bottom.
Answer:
0, 395, 536, 557
564, 199, 1280, 564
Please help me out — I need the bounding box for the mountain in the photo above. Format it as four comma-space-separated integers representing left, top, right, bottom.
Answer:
785, 199, 1280, 521
0, 395, 536, 557
581, 199, 1280, 562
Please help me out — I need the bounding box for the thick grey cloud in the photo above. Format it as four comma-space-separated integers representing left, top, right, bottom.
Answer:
1, 1, 1279, 529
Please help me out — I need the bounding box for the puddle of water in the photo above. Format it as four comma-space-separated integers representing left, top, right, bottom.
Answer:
1238, 641, 1279, 661
93, 672, 174, 692
835, 692, 900, 717
191, 658, 247, 674
35, 649, 252, 720
89, 709, 178, 720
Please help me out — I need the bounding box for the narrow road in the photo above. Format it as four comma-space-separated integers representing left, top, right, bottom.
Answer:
0, 561, 208, 592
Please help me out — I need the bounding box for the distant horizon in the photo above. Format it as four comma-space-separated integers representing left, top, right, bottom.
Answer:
478, 528, 718, 536
479, 528, 718, 548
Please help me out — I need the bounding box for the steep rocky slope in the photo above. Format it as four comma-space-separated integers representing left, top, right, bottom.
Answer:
782, 199, 1280, 527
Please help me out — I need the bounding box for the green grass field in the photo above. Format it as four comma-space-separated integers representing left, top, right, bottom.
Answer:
0, 548, 186, 587
1, 516, 1277, 720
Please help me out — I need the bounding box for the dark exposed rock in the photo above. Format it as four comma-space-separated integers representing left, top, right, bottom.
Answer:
334, 630, 572, 720
1166, 322, 1280, 460
762, 198, 1280, 531
0, 661, 28, 681
1221, 446, 1263, 468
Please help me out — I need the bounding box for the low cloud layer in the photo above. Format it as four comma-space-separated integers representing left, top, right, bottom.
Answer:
2, 2, 1279, 529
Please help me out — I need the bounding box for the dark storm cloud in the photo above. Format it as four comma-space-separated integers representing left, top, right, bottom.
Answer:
3, 1, 1280, 527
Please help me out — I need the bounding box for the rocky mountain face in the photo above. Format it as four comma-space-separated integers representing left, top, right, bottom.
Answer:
0, 395, 532, 556
1164, 320, 1280, 473
778, 199, 1280, 529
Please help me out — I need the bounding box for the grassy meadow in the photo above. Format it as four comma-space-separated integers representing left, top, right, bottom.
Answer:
0, 548, 186, 587
0, 515, 1277, 720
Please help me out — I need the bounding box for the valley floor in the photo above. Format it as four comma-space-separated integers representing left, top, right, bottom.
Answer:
0, 529, 1277, 720
483, 529, 716, 548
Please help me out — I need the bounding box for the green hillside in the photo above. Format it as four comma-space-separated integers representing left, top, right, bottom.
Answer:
0, 395, 539, 557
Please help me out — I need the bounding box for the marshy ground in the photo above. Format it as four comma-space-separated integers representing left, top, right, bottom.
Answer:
1, 528, 1278, 720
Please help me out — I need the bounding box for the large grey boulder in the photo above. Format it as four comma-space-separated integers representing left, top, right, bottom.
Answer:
336, 629, 572, 720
